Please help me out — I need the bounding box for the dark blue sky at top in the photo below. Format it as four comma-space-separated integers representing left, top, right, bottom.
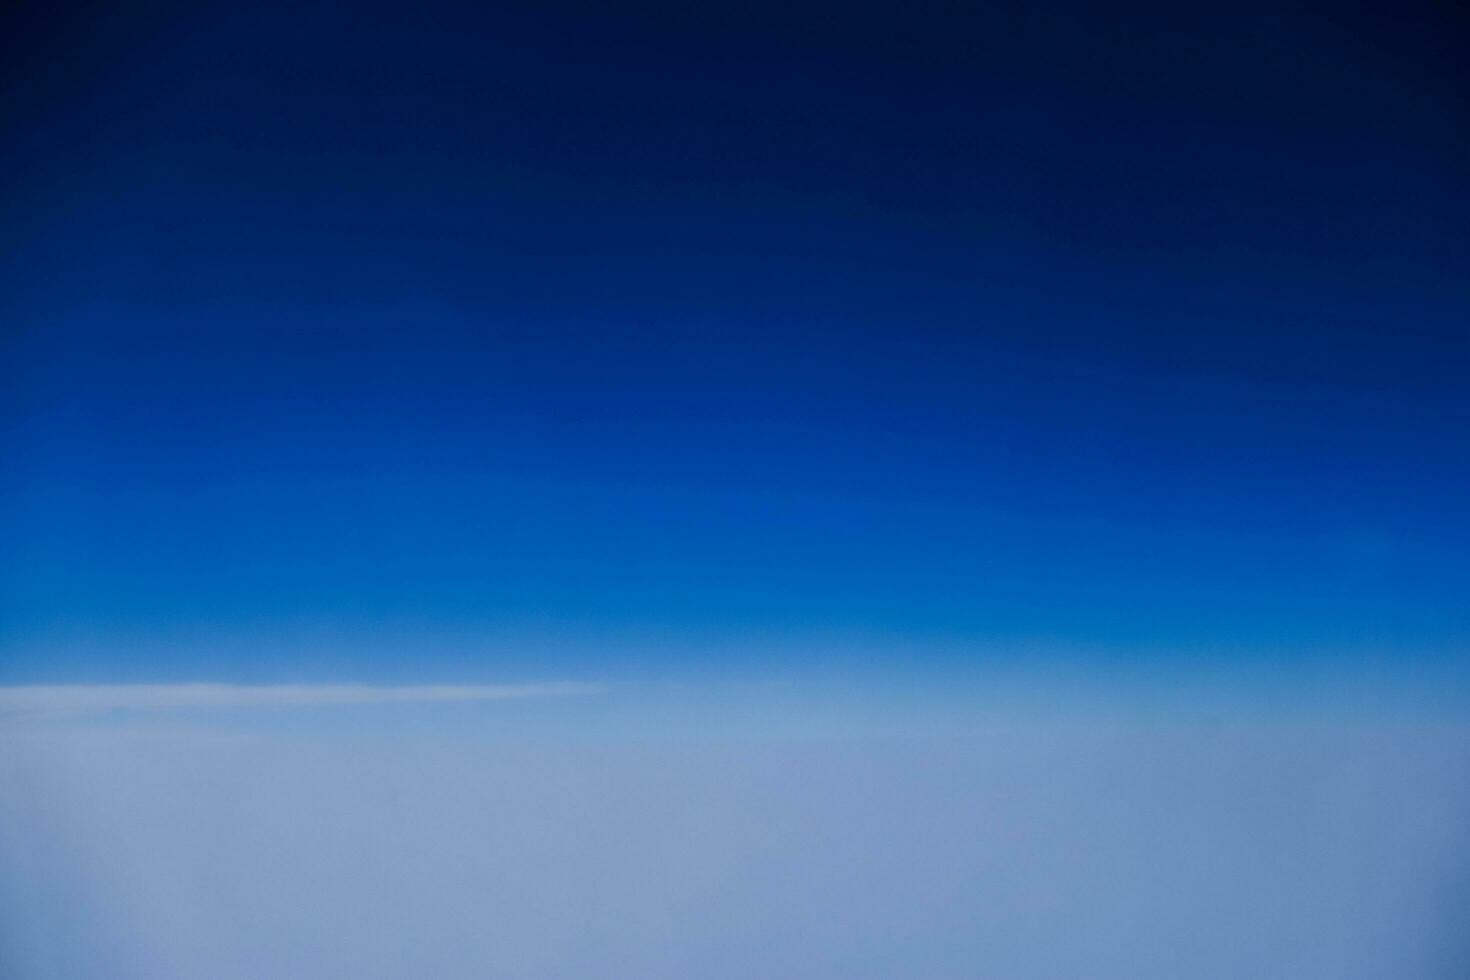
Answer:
1, 0, 1466, 682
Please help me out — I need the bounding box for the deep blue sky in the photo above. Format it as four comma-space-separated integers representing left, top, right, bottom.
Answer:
2, 0, 1467, 684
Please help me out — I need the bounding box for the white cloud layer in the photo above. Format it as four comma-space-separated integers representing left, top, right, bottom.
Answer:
0, 682, 600, 713
2, 722, 1467, 980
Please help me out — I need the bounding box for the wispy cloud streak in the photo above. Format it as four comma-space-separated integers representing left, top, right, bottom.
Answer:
0, 683, 601, 714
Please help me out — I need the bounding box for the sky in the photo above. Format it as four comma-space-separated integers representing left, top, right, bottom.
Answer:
2, 1, 1469, 977
3, 0, 1467, 687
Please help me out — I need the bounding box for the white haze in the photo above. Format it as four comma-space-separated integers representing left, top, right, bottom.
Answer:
2, 710, 1468, 979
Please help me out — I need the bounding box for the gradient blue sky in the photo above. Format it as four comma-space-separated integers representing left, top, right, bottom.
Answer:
4, 6, 1470, 979
2, 0, 1468, 689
